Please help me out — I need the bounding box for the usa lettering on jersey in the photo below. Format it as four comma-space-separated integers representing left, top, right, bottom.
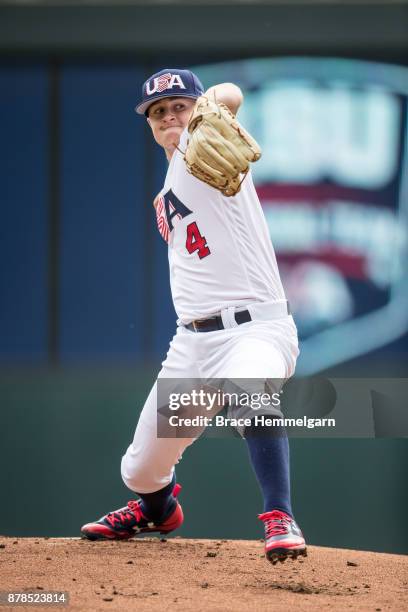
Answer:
155, 189, 193, 244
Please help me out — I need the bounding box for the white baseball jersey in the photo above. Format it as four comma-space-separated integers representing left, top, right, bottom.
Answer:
155, 127, 286, 325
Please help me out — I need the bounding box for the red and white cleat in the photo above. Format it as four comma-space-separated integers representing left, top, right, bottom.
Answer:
259, 509, 307, 564
81, 484, 183, 541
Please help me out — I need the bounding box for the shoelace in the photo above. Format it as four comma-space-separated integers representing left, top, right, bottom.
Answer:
105, 484, 181, 529
260, 511, 292, 538
106, 500, 144, 528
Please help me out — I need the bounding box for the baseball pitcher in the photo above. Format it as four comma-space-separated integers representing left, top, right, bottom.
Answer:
81, 68, 307, 565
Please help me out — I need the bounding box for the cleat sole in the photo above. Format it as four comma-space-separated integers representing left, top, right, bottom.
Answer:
266, 547, 307, 565
80, 529, 133, 542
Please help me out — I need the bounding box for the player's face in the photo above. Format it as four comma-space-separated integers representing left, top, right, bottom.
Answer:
147, 97, 196, 159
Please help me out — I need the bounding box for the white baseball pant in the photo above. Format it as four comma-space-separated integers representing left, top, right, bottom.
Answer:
121, 301, 299, 493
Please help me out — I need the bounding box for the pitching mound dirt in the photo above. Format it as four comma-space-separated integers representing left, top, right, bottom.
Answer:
0, 536, 407, 611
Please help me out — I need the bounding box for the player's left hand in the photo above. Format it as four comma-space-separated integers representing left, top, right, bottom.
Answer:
184, 96, 261, 197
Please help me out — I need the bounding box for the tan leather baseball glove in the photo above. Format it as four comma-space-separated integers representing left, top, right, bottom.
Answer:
184, 96, 261, 197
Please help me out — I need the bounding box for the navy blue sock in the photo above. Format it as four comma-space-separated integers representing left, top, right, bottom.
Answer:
244, 422, 293, 517
136, 473, 177, 522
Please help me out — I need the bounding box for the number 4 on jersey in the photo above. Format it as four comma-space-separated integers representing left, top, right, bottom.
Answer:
186, 222, 211, 259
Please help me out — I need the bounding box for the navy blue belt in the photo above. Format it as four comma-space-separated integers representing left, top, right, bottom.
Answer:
185, 309, 252, 333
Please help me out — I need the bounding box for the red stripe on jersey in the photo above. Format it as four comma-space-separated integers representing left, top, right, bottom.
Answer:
156, 196, 170, 243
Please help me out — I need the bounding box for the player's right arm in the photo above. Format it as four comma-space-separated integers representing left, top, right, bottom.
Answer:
204, 83, 243, 115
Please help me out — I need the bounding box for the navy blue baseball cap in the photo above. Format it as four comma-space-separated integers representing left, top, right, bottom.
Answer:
135, 68, 204, 116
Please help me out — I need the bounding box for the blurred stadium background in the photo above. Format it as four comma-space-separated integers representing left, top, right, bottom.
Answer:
1, 0, 407, 553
